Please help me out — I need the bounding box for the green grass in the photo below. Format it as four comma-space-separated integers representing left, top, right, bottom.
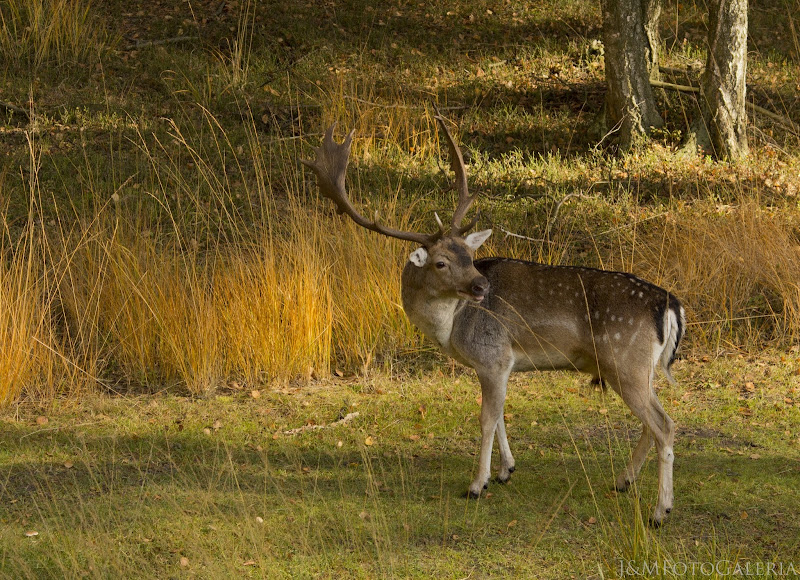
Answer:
2, 355, 799, 577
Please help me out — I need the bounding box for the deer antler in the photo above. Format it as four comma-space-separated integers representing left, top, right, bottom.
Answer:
433, 108, 479, 236
301, 125, 440, 247
302, 116, 480, 244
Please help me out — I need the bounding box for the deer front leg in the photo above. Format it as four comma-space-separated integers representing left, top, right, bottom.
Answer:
495, 416, 516, 483
468, 368, 511, 498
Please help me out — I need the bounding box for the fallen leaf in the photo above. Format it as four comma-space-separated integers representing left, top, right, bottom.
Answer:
36, 416, 48, 425
365, 436, 374, 446
741, 511, 748, 519
212, 419, 222, 430
409, 434, 420, 441
203, 427, 212, 435
587, 517, 597, 525
598, 408, 608, 415
63, 461, 74, 469
250, 390, 261, 399
243, 559, 257, 566
358, 510, 369, 520
507, 519, 517, 527
750, 453, 761, 460
25, 531, 38, 537
180, 557, 189, 567
336, 440, 343, 448
745, 382, 755, 392
255, 516, 264, 524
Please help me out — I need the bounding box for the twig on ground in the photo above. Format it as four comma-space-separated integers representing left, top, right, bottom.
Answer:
125, 36, 198, 50
498, 226, 550, 244
283, 412, 360, 435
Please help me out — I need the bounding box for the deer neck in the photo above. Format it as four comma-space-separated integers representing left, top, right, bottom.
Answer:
401, 263, 463, 353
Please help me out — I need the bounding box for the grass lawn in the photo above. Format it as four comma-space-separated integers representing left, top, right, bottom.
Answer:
2, 354, 800, 577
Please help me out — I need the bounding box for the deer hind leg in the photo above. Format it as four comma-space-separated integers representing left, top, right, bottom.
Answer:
468, 366, 512, 498
615, 426, 653, 492
615, 374, 675, 526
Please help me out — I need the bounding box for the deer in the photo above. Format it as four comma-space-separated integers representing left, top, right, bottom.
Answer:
301, 114, 685, 526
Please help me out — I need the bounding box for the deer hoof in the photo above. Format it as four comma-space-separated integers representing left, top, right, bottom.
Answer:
615, 479, 631, 493
648, 516, 663, 528
497, 470, 514, 484
465, 489, 481, 500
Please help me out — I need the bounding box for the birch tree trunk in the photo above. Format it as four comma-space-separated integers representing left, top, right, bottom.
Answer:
645, 0, 662, 80
602, 0, 664, 149
702, 0, 748, 159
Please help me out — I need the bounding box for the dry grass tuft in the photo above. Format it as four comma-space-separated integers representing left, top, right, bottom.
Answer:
0, 0, 109, 71
634, 201, 800, 350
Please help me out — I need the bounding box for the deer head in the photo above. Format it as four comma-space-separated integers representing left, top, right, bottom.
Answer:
301, 113, 492, 302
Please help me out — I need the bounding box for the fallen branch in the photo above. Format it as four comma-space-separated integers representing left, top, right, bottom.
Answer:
651, 79, 800, 136
126, 36, 198, 50
343, 96, 469, 111
0, 100, 29, 120
283, 411, 360, 435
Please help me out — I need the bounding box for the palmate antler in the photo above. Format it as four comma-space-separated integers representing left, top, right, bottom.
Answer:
301, 114, 478, 246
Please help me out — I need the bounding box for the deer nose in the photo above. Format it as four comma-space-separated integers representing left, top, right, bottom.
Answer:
472, 276, 489, 298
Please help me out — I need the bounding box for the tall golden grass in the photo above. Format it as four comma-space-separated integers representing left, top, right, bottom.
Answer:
0, 115, 419, 404
0, 0, 109, 70
2, 107, 799, 406
632, 202, 800, 350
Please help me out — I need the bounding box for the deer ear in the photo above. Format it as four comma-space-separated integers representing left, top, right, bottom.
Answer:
464, 229, 492, 251
409, 247, 428, 267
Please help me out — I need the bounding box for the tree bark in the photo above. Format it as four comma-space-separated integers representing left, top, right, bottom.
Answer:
702, 0, 748, 159
602, 0, 664, 149
644, 0, 662, 80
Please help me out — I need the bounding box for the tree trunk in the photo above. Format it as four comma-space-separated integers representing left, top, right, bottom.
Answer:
602, 0, 664, 149
702, 0, 748, 159
645, 0, 662, 80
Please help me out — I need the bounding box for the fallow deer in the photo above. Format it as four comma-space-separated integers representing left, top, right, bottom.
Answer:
302, 115, 685, 526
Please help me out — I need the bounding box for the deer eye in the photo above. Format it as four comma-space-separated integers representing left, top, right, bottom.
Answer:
435, 261, 447, 270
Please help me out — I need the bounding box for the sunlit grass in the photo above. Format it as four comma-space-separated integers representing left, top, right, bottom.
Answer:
0, 0, 110, 72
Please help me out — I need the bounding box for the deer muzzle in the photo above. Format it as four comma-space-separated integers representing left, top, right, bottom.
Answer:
460, 275, 490, 302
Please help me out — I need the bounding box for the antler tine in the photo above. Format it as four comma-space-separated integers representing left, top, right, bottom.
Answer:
302, 125, 440, 247
433, 107, 478, 236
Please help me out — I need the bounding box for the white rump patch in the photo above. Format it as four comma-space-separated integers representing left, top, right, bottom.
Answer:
464, 229, 492, 251
409, 247, 428, 267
